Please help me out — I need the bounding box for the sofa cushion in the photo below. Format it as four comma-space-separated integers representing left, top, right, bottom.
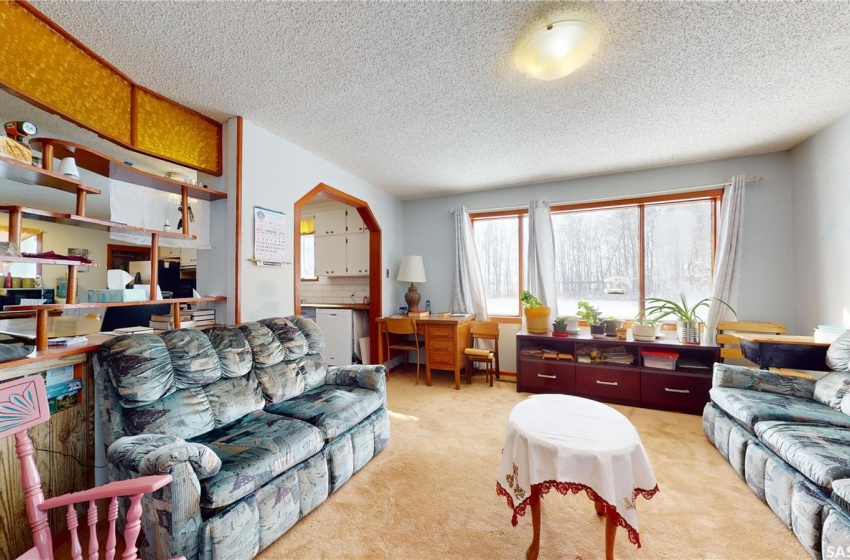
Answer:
826, 331, 850, 372
755, 421, 850, 490
123, 386, 215, 438
100, 334, 175, 407
259, 317, 309, 360
204, 373, 266, 427
238, 322, 285, 366
264, 385, 384, 440
710, 387, 850, 432
833, 479, 850, 512
189, 410, 323, 509
287, 315, 325, 355
813, 371, 850, 411
712, 363, 815, 399
205, 326, 253, 378
162, 329, 222, 388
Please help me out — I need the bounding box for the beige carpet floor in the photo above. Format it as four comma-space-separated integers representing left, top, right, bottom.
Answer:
259, 369, 806, 559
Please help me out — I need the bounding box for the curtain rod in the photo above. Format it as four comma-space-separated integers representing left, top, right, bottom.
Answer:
449, 175, 764, 215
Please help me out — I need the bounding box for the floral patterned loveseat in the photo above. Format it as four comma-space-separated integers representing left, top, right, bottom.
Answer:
94, 316, 389, 560
703, 363, 850, 558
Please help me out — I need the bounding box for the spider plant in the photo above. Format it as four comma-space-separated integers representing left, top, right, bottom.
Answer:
643, 294, 736, 324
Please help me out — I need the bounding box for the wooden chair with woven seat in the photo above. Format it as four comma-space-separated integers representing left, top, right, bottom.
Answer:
716, 321, 788, 365
385, 316, 426, 384
0, 375, 184, 560
464, 321, 500, 387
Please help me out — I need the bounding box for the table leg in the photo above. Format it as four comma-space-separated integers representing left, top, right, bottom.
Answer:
595, 500, 604, 516
605, 511, 617, 560
526, 486, 540, 560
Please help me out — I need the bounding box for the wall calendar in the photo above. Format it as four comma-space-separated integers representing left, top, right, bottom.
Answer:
253, 206, 286, 265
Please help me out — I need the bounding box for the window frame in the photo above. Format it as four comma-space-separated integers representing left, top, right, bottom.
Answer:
470, 189, 723, 319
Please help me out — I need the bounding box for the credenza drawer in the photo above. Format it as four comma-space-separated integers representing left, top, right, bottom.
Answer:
575, 365, 640, 402
518, 359, 575, 394
428, 325, 455, 340
640, 370, 711, 411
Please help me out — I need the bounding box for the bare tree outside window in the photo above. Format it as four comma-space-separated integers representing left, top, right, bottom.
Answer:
473, 217, 520, 316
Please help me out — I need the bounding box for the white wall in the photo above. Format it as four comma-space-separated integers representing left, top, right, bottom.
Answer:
791, 113, 850, 332
236, 119, 403, 322
402, 152, 799, 371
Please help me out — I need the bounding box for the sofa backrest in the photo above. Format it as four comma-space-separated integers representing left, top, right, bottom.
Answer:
97, 316, 328, 441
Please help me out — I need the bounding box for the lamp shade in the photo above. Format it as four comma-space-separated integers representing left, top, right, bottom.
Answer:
514, 21, 600, 81
397, 255, 426, 283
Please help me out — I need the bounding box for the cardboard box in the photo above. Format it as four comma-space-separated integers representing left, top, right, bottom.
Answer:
87, 289, 147, 303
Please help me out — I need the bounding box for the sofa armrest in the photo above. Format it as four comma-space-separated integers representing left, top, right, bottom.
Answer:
108, 434, 221, 480
326, 364, 387, 393
712, 362, 816, 399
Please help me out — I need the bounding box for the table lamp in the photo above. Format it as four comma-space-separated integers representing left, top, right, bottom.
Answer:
397, 255, 426, 312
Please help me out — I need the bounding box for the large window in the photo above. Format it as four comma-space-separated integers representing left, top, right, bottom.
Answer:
471, 191, 721, 318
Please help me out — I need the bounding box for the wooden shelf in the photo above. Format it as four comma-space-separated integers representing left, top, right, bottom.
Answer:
0, 255, 99, 267
0, 205, 196, 239
0, 154, 101, 196
30, 138, 227, 201
6, 296, 227, 312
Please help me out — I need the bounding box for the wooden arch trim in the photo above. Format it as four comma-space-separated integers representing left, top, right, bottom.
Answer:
294, 183, 382, 363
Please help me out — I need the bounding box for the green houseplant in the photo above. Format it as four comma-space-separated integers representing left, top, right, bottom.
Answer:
643, 294, 737, 344
631, 311, 660, 342
576, 301, 606, 337
521, 290, 551, 334
553, 316, 570, 334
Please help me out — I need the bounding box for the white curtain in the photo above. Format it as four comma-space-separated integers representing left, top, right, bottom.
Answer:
527, 200, 558, 316
706, 175, 746, 343
449, 207, 488, 320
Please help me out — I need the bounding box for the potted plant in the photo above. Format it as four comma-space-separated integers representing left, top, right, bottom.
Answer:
553, 316, 570, 334
644, 294, 737, 344
576, 301, 606, 338
521, 290, 551, 334
631, 311, 660, 342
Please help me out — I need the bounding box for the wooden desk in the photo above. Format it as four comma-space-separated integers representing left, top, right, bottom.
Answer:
377, 315, 473, 390
736, 334, 830, 371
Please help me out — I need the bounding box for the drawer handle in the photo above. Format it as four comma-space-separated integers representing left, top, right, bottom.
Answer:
664, 388, 690, 394
537, 374, 557, 379
596, 380, 618, 386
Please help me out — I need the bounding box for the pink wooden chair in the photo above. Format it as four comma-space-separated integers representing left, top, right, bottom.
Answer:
0, 375, 184, 560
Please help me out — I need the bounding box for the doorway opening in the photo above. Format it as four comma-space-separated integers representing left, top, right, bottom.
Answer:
294, 183, 382, 362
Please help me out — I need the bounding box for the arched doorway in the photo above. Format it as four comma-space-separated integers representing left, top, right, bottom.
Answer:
294, 183, 382, 362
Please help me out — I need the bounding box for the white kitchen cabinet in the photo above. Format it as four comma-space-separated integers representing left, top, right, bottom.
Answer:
314, 235, 347, 276
160, 247, 181, 260
314, 208, 347, 236
347, 232, 369, 275
180, 249, 197, 269
315, 309, 353, 365
347, 209, 367, 233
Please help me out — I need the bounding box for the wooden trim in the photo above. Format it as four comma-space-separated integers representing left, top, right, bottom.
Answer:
149, 233, 159, 300
293, 183, 383, 362
470, 208, 529, 220
487, 316, 522, 324
234, 117, 243, 324
550, 189, 725, 214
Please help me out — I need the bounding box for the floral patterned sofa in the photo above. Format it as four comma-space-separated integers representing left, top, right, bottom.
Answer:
94, 316, 390, 560
703, 363, 850, 559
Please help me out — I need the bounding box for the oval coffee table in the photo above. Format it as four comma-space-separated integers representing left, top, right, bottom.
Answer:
497, 394, 659, 559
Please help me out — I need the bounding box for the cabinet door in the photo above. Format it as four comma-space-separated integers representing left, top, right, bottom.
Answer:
180, 249, 197, 268
314, 209, 347, 236
314, 236, 346, 276
160, 247, 181, 259
316, 310, 352, 365
346, 232, 369, 275
346, 209, 367, 233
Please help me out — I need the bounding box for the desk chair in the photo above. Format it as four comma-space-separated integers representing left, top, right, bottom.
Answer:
0, 375, 182, 560
385, 317, 425, 384
716, 321, 788, 364
464, 321, 500, 387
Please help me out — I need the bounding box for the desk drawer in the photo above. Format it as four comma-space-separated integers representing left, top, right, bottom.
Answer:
519, 358, 575, 394
575, 366, 639, 402
429, 351, 455, 369
641, 370, 711, 411
429, 339, 455, 353
428, 325, 455, 340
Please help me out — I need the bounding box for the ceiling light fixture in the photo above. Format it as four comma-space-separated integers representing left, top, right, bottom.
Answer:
514, 21, 600, 81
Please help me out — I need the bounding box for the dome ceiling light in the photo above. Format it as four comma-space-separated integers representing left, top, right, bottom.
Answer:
514, 21, 600, 81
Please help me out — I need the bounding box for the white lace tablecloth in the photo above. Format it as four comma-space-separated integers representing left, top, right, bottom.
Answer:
497, 394, 659, 547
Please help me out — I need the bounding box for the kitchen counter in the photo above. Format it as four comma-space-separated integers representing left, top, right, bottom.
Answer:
301, 303, 370, 310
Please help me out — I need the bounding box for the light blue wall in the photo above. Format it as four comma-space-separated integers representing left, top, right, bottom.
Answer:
791, 112, 850, 332
236, 119, 404, 321
402, 152, 800, 332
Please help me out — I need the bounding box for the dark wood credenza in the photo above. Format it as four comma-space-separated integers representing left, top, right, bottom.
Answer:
516, 330, 721, 415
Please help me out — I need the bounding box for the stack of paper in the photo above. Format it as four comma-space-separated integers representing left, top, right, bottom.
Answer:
48, 335, 88, 347
187, 309, 215, 327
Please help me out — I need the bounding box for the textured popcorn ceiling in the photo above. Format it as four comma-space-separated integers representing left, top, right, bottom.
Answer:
32, 1, 850, 200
